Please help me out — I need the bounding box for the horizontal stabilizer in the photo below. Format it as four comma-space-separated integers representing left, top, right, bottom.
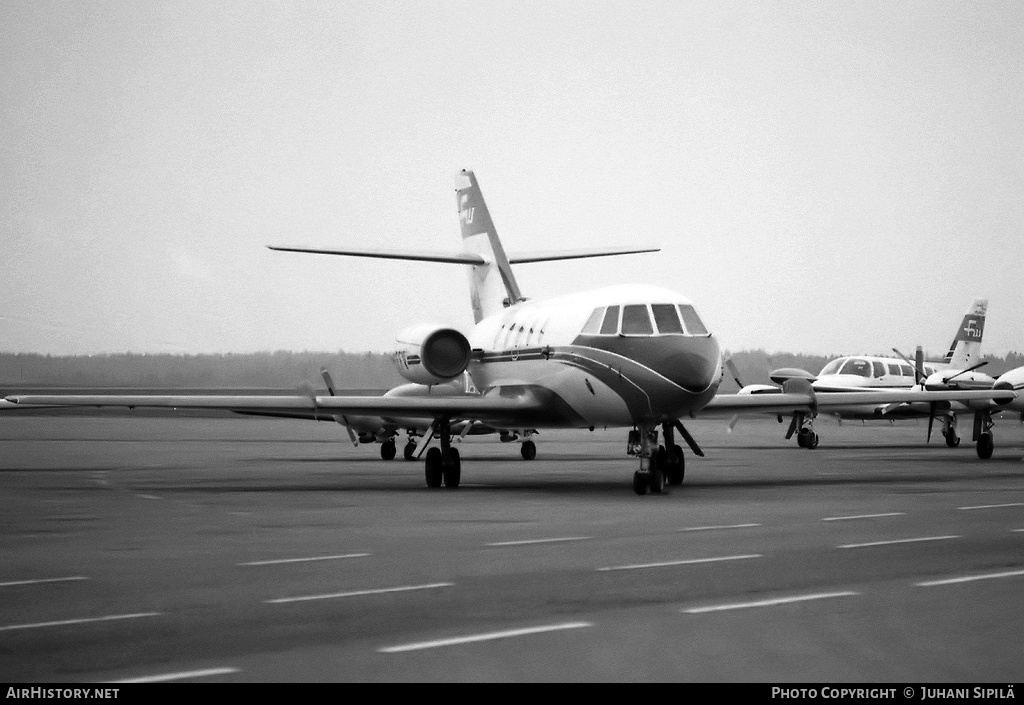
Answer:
267, 245, 485, 265
507, 246, 659, 264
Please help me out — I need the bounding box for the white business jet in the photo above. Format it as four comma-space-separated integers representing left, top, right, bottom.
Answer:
5, 171, 1015, 495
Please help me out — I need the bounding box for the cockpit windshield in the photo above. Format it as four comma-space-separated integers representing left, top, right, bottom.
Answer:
819, 359, 844, 375
579, 302, 711, 337
838, 358, 872, 377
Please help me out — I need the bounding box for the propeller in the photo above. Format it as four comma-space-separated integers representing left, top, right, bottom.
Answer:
940, 361, 988, 385
319, 368, 358, 446
320, 367, 337, 395
892, 347, 927, 386
724, 358, 745, 389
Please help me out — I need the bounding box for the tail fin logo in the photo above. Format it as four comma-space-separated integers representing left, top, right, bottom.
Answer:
962, 315, 983, 340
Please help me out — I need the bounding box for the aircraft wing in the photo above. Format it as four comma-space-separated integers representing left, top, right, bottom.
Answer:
701, 388, 1016, 415
2, 391, 549, 428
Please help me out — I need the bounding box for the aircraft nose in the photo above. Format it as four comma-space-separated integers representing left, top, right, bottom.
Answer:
657, 336, 721, 393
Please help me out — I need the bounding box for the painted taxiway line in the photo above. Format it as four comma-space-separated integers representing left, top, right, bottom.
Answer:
597, 554, 762, 572
0, 576, 88, 588
106, 667, 240, 683
837, 535, 960, 549
683, 591, 860, 614
957, 502, 1024, 511
821, 512, 905, 522
676, 523, 762, 532
378, 621, 593, 653
486, 536, 592, 546
915, 568, 1024, 587
266, 582, 453, 604
238, 552, 370, 566
0, 612, 161, 632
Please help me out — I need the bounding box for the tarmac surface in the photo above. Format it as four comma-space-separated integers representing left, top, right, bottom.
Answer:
1, 413, 1023, 682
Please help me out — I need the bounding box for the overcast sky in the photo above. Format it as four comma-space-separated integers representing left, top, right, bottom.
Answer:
2, 1, 1023, 359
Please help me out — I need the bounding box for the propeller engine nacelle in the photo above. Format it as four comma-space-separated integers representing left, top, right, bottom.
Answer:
768, 367, 817, 385
392, 324, 472, 386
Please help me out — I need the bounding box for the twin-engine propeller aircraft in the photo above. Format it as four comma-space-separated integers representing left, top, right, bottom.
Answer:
5, 171, 1016, 495
733, 299, 998, 453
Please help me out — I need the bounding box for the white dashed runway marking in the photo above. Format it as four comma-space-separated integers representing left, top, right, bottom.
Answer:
0, 612, 161, 632
107, 667, 240, 683
683, 591, 860, 614
821, 512, 905, 522
378, 621, 593, 653
0, 576, 88, 588
837, 535, 959, 549
597, 554, 762, 572
266, 582, 453, 604
238, 553, 370, 566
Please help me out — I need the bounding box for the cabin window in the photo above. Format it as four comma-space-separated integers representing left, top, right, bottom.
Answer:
677, 305, 708, 335
839, 358, 872, 377
581, 307, 604, 335
600, 305, 620, 335
925, 366, 935, 376
872, 361, 885, 377
500, 321, 517, 349
652, 304, 684, 334
887, 363, 901, 375
621, 305, 654, 335
900, 364, 914, 377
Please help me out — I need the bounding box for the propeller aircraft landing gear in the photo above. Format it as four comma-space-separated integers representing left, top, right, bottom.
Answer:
380, 439, 397, 460
521, 439, 537, 460
787, 412, 819, 449
974, 411, 995, 460
942, 415, 960, 448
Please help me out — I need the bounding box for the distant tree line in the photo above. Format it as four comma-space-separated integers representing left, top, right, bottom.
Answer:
2, 349, 1022, 394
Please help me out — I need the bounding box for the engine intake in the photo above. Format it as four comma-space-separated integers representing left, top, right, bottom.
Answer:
393, 325, 472, 385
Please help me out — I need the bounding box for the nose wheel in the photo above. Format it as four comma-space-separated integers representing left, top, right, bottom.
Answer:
423, 418, 461, 488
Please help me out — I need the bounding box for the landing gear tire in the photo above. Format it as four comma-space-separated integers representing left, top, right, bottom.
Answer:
632, 470, 650, 496
442, 448, 461, 488
650, 466, 666, 494
977, 432, 994, 460
380, 439, 397, 461
404, 442, 417, 461
945, 433, 960, 448
521, 440, 537, 460
667, 445, 685, 485
424, 447, 443, 488
650, 447, 668, 494
797, 428, 818, 449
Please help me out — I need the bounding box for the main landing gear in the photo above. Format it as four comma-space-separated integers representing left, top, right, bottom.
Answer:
423, 418, 461, 489
941, 415, 961, 448
630, 422, 691, 496
785, 412, 819, 450
974, 410, 995, 460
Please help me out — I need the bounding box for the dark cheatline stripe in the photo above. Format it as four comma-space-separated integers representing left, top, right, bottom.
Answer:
473, 339, 720, 421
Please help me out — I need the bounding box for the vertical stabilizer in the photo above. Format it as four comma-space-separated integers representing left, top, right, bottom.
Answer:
455, 170, 523, 323
946, 298, 986, 369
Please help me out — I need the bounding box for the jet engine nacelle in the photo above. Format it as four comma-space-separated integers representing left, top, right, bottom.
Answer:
392, 324, 472, 386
